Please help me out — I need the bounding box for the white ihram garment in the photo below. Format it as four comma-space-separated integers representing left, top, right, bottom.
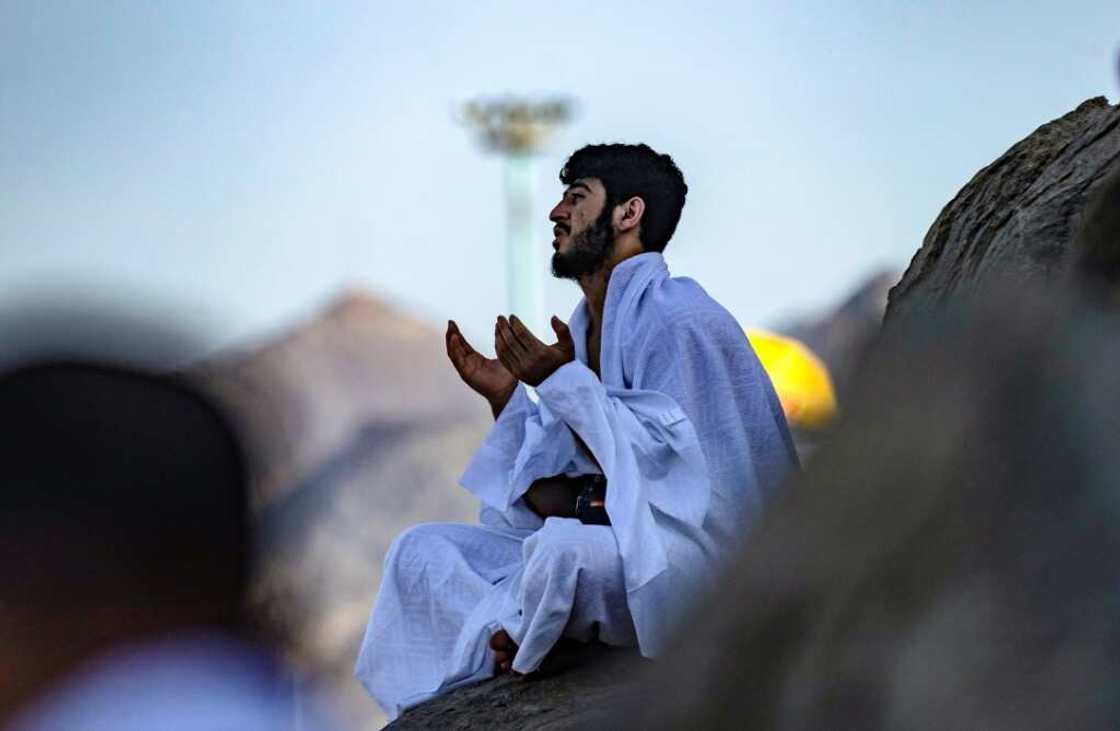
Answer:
355, 253, 798, 720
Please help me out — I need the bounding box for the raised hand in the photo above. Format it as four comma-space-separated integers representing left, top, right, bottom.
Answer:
446, 320, 517, 418
494, 315, 576, 387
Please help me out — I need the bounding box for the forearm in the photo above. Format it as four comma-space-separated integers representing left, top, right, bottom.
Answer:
460, 386, 586, 512
523, 475, 581, 519
488, 382, 518, 420
535, 361, 619, 470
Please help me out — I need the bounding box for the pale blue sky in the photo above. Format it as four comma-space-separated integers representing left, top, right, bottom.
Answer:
2, 1, 1117, 356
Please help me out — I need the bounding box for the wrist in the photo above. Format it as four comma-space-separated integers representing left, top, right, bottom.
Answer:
488, 383, 518, 419
528, 355, 573, 388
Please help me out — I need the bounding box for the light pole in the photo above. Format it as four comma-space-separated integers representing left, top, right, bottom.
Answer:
461, 98, 572, 336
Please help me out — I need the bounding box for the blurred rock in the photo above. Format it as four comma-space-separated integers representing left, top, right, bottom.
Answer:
193, 291, 490, 729
618, 288, 1120, 731
886, 97, 1120, 326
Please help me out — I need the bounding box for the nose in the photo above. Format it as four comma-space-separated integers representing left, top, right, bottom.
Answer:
549, 199, 568, 224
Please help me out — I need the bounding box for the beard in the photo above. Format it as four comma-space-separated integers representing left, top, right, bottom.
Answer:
551, 208, 615, 280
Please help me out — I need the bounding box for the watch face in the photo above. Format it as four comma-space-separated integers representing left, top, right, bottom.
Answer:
575, 477, 610, 526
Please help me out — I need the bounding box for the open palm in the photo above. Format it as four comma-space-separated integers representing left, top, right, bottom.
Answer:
446, 320, 516, 414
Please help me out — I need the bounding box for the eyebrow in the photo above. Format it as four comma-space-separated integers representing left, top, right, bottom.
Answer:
566, 182, 592, 195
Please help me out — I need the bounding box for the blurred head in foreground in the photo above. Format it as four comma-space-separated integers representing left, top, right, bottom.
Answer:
0, 305, 266, 725
0, 360, 250, 722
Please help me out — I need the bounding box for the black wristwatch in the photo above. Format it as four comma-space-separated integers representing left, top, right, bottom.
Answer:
574, 474, 610, 526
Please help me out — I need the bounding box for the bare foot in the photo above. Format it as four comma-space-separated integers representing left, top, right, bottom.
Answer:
489, 629, 518, 674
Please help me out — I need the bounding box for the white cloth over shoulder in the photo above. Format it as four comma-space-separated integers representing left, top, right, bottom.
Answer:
356, 252, 798, 720
461, 251, 798, 657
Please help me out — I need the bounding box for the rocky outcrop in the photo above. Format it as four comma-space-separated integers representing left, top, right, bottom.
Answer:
613, 98, 1120, 731
886, 97, 1120, 325
618, 288, 1120, 731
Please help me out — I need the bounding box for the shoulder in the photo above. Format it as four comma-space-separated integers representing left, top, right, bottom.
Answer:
632, 275, 744, 343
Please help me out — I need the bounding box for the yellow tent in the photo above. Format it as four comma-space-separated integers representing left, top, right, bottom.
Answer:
746, 329, 837, 430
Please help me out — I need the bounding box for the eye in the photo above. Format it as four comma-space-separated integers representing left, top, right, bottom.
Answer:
570, 194, 583, 203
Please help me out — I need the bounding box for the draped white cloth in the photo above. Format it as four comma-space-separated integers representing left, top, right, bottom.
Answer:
355, 253, 798, 719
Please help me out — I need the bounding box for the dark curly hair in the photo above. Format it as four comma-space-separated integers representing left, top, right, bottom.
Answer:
559, 143, 688, 253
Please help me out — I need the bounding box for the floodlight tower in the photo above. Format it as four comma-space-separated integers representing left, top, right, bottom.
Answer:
461, 98, 572, 336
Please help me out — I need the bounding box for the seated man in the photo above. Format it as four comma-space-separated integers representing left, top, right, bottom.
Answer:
355, 143, 798, 720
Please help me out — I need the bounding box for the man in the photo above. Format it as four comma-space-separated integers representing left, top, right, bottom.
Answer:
355, 143, 798, 720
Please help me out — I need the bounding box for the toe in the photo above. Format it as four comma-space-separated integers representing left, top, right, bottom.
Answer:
489, 630, 511, 651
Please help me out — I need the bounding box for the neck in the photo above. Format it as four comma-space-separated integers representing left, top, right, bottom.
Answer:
578, 235, 644, 328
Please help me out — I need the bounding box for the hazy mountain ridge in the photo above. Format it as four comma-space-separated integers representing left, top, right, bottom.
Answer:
193, 290, 490, 729
196, 290, 482, 506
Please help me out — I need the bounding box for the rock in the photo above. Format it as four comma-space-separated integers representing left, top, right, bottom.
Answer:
618, 288, 1120, 730
607, 99, 1120, 730
1072, 165, 1120, 293
885, 97, 1120, 326
387, 644, 648, 731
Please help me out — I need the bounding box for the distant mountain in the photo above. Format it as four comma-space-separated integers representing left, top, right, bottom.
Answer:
193, 291, 491, 729
196, 291, 484, 506
780, 270, 898, 399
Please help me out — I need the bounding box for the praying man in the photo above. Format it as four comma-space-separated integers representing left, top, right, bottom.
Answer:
355, 143, 799, 720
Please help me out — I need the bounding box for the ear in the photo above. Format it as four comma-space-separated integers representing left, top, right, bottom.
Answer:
614, 196, 645, 234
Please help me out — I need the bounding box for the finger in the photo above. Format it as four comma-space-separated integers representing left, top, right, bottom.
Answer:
449, 333, 470, 366
505, 315, 539, 359
454, 326, 488, 369
550, 316, 572, 346
495, 320, 521, 373
509, 315, 545, 351
496, 340, 520, 378
446, 320, 461, 349
455, 331, 478, 358
498, 316, 529, 358
446, 321, 466, 365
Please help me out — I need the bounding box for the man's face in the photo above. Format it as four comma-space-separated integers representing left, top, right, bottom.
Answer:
549, 178, 615, 280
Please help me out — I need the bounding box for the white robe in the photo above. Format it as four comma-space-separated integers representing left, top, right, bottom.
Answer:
355, 252, 798, 720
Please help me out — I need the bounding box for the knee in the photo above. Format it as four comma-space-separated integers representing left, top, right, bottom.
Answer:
522, 520, 608, 580
384, 522, 448, 573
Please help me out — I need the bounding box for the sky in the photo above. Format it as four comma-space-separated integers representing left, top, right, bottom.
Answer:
2, 1, 1118, 357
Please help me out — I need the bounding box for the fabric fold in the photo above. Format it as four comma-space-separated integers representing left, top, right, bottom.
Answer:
459, 252, 798, 657
536, 361, 711, 596
461, 385, 601, 513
